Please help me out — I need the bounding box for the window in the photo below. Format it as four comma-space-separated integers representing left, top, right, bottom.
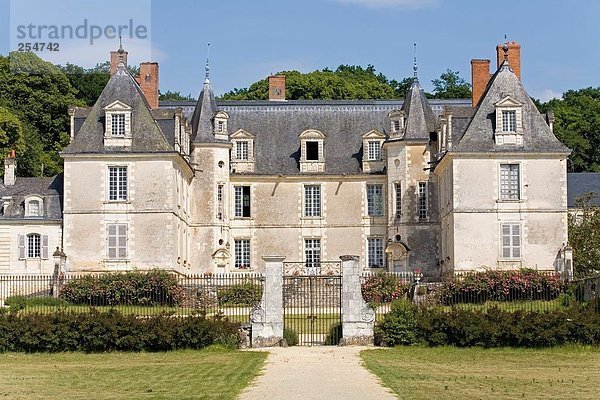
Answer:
368, 238, 384, 268
393, 120, 401, 132
304, 239, 321, 273
501, 224, 521, 259
217, 120, 225, 133
19, 233, 48, 259
367, 141, 381, 161
306, 141, 319, 161
217, 184, 223, 220
418, 182, 428, 221
234, 239, 250, 269
367, 184, 384, 216
111, 114, 126, 136
108, 166, 127, 201
25, 198, 43, 217
395, 182, 402, 219
502, 110, 517, 132
107, 223, 127, 259
500, 164, 520, 200
304, 185, 321, 217
234, 186, 251, 218
236, 141, 249, 160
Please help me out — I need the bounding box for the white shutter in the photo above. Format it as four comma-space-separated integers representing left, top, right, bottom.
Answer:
18, 234, 25, 259
108, 224, 117, 259
41, 235, 49, 259
118, 224, 127, 258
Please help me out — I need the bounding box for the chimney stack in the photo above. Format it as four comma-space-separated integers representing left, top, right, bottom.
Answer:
268, 75, 286, 101
471, 59, 491, 107
4, 150, 16, 186
496, 41, 521, 80
138, 62, 159, 109
110, 49, 128, 76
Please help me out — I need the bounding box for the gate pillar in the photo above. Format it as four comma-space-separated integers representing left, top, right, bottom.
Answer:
251, 255, 285, 347
340, 255, 375, 346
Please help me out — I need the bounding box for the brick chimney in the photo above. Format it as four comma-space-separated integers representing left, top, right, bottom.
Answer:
496, 41, 521, 80
471, 59, 491, 107
110, 49, 128, 76
268, 75, 286, 101
138, 62, 159, 109
4, 150, 16, 186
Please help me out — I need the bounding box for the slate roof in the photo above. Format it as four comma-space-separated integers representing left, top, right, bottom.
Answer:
452, 61, 570, 154
62, 64, 173, 154
401, 79, 437, 139
0, 175, 63, 221
190, 80, 220, 143
567, 173, 600, 207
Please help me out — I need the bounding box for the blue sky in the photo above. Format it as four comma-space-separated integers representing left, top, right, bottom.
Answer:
1, 0, 599, 101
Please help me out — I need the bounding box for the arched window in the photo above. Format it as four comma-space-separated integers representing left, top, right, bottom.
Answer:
25, 196, 43, 217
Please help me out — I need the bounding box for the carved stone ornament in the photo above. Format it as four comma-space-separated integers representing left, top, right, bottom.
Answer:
250, 305, 265, 323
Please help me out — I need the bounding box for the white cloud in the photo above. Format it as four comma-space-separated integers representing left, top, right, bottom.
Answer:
535, 89, 563, 103
331, 0, 438, 9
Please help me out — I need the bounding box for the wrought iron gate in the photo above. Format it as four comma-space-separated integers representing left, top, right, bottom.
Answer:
283, 262, 342, 346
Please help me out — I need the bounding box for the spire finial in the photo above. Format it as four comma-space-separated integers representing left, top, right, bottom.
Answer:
503, 34, 509, 62
117, 35, 125, 66
204, 43, 211, 84
413, 43, 418, 79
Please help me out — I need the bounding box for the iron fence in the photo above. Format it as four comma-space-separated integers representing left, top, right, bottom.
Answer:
361, 271, 415, 321
0, 272, 264, 323
283, 261, 341, 276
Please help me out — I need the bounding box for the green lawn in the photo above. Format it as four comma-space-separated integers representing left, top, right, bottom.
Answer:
0, 348, 267, 400
362, 346, 600, 399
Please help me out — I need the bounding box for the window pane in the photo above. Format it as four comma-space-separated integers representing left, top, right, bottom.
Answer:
367, 141, 381, 161
304, 185, 321, 217
418, 182, 428, 221
27, 234, 41, 258
367, 184, 383, 216
395, 183, 402, 219
306, 141, 319, 161
108, 166, 127, 201
304, 239, 321, 273
235, 239, 250, 269
368, 238, 384, 268
502, 110, 516, 132
112, 114, 125, 136
500, 164, 519, 200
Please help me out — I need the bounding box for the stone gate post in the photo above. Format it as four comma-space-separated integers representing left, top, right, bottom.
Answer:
250, 255, 285, 347
340, 255, 374, 346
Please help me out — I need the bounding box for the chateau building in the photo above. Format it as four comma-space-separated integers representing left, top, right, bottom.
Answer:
0, 41, 575, 277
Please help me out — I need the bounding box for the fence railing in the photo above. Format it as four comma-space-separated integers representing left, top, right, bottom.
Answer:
283, 261, 341, 276
0, 272, 265, 323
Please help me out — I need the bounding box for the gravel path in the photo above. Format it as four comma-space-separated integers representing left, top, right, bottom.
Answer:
238, 346, 397, 400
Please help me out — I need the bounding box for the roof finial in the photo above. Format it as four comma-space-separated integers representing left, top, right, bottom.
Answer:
204, 42, 211, 84
503, 34, 509, 63
413, 43, 418, 80
117, 35, 125, 66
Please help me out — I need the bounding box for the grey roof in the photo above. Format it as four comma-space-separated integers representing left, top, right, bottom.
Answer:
567, 173, 600, 208
190, 80, 219, 143
0, 175, 63, 221
62, 65, 173, 154
452, 62, 570, 154
401, 79, 437, 139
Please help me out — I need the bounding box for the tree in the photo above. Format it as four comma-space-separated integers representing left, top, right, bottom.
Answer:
569, 192, 600, 276
431, 69, 471, 99
58, 62, 110, 106
159, 90, 194, 101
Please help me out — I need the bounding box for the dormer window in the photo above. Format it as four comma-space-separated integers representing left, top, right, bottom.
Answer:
299, 129, 326, 173
388, 110, 405, 138
361, 130, 386, 173
230, 129, 256, 173
213, 111, 229, 140
104, 100, 132, 146
494, 96, 523, 145
25, 196, 43, 218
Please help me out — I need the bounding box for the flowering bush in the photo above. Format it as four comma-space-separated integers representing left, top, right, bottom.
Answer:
361, 272, 411, 305
59, 270, 185, 306
439, 269, 567, 305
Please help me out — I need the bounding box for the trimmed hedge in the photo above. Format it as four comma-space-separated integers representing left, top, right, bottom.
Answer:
361, 272, 410, 305
217, 283, 263, 306
0, 309, 240, 353
59, 270, 185, 306
375, 299, 600, 348
439, 269, 566, 305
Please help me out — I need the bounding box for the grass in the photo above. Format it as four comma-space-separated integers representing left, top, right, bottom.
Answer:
284, 312, 341, 335
0, 348, 267, 400
361, 346, 600, 399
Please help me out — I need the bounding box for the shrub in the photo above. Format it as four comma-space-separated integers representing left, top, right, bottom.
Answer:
0, 310, 240, 353
374, 299, 418, 346
439, 269, 567, 305
324, 322, 342, 346
283, 327, 299, 346
361, 273, 410, 305
59, 270, 185, 307
217, 283, 263, 306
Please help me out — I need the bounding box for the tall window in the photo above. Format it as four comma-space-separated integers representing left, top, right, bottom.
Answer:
234, 239, 250, 269
367, 141, 381, 161
367, 184, 384, 217
108, 166, 127, 201
111, 114, 126, 136
236, 141, 249, 160
306, 141, 319, 161
393, 120, 401, 132
304, 239, 321, 273
395, 182, 402, 219
304, 185, 321, 217
368, 238, 384, 268
502, 110, 516, 132
500, 164, 520, 200
217, 184, 224, 220
217, 120, 225, 133
107, 223, 127, 259
501, 224, 521, 259
234, 186, 251, 218
18, 234, 48, 259
27, 233, 41, 258
418, 182, 428, 221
